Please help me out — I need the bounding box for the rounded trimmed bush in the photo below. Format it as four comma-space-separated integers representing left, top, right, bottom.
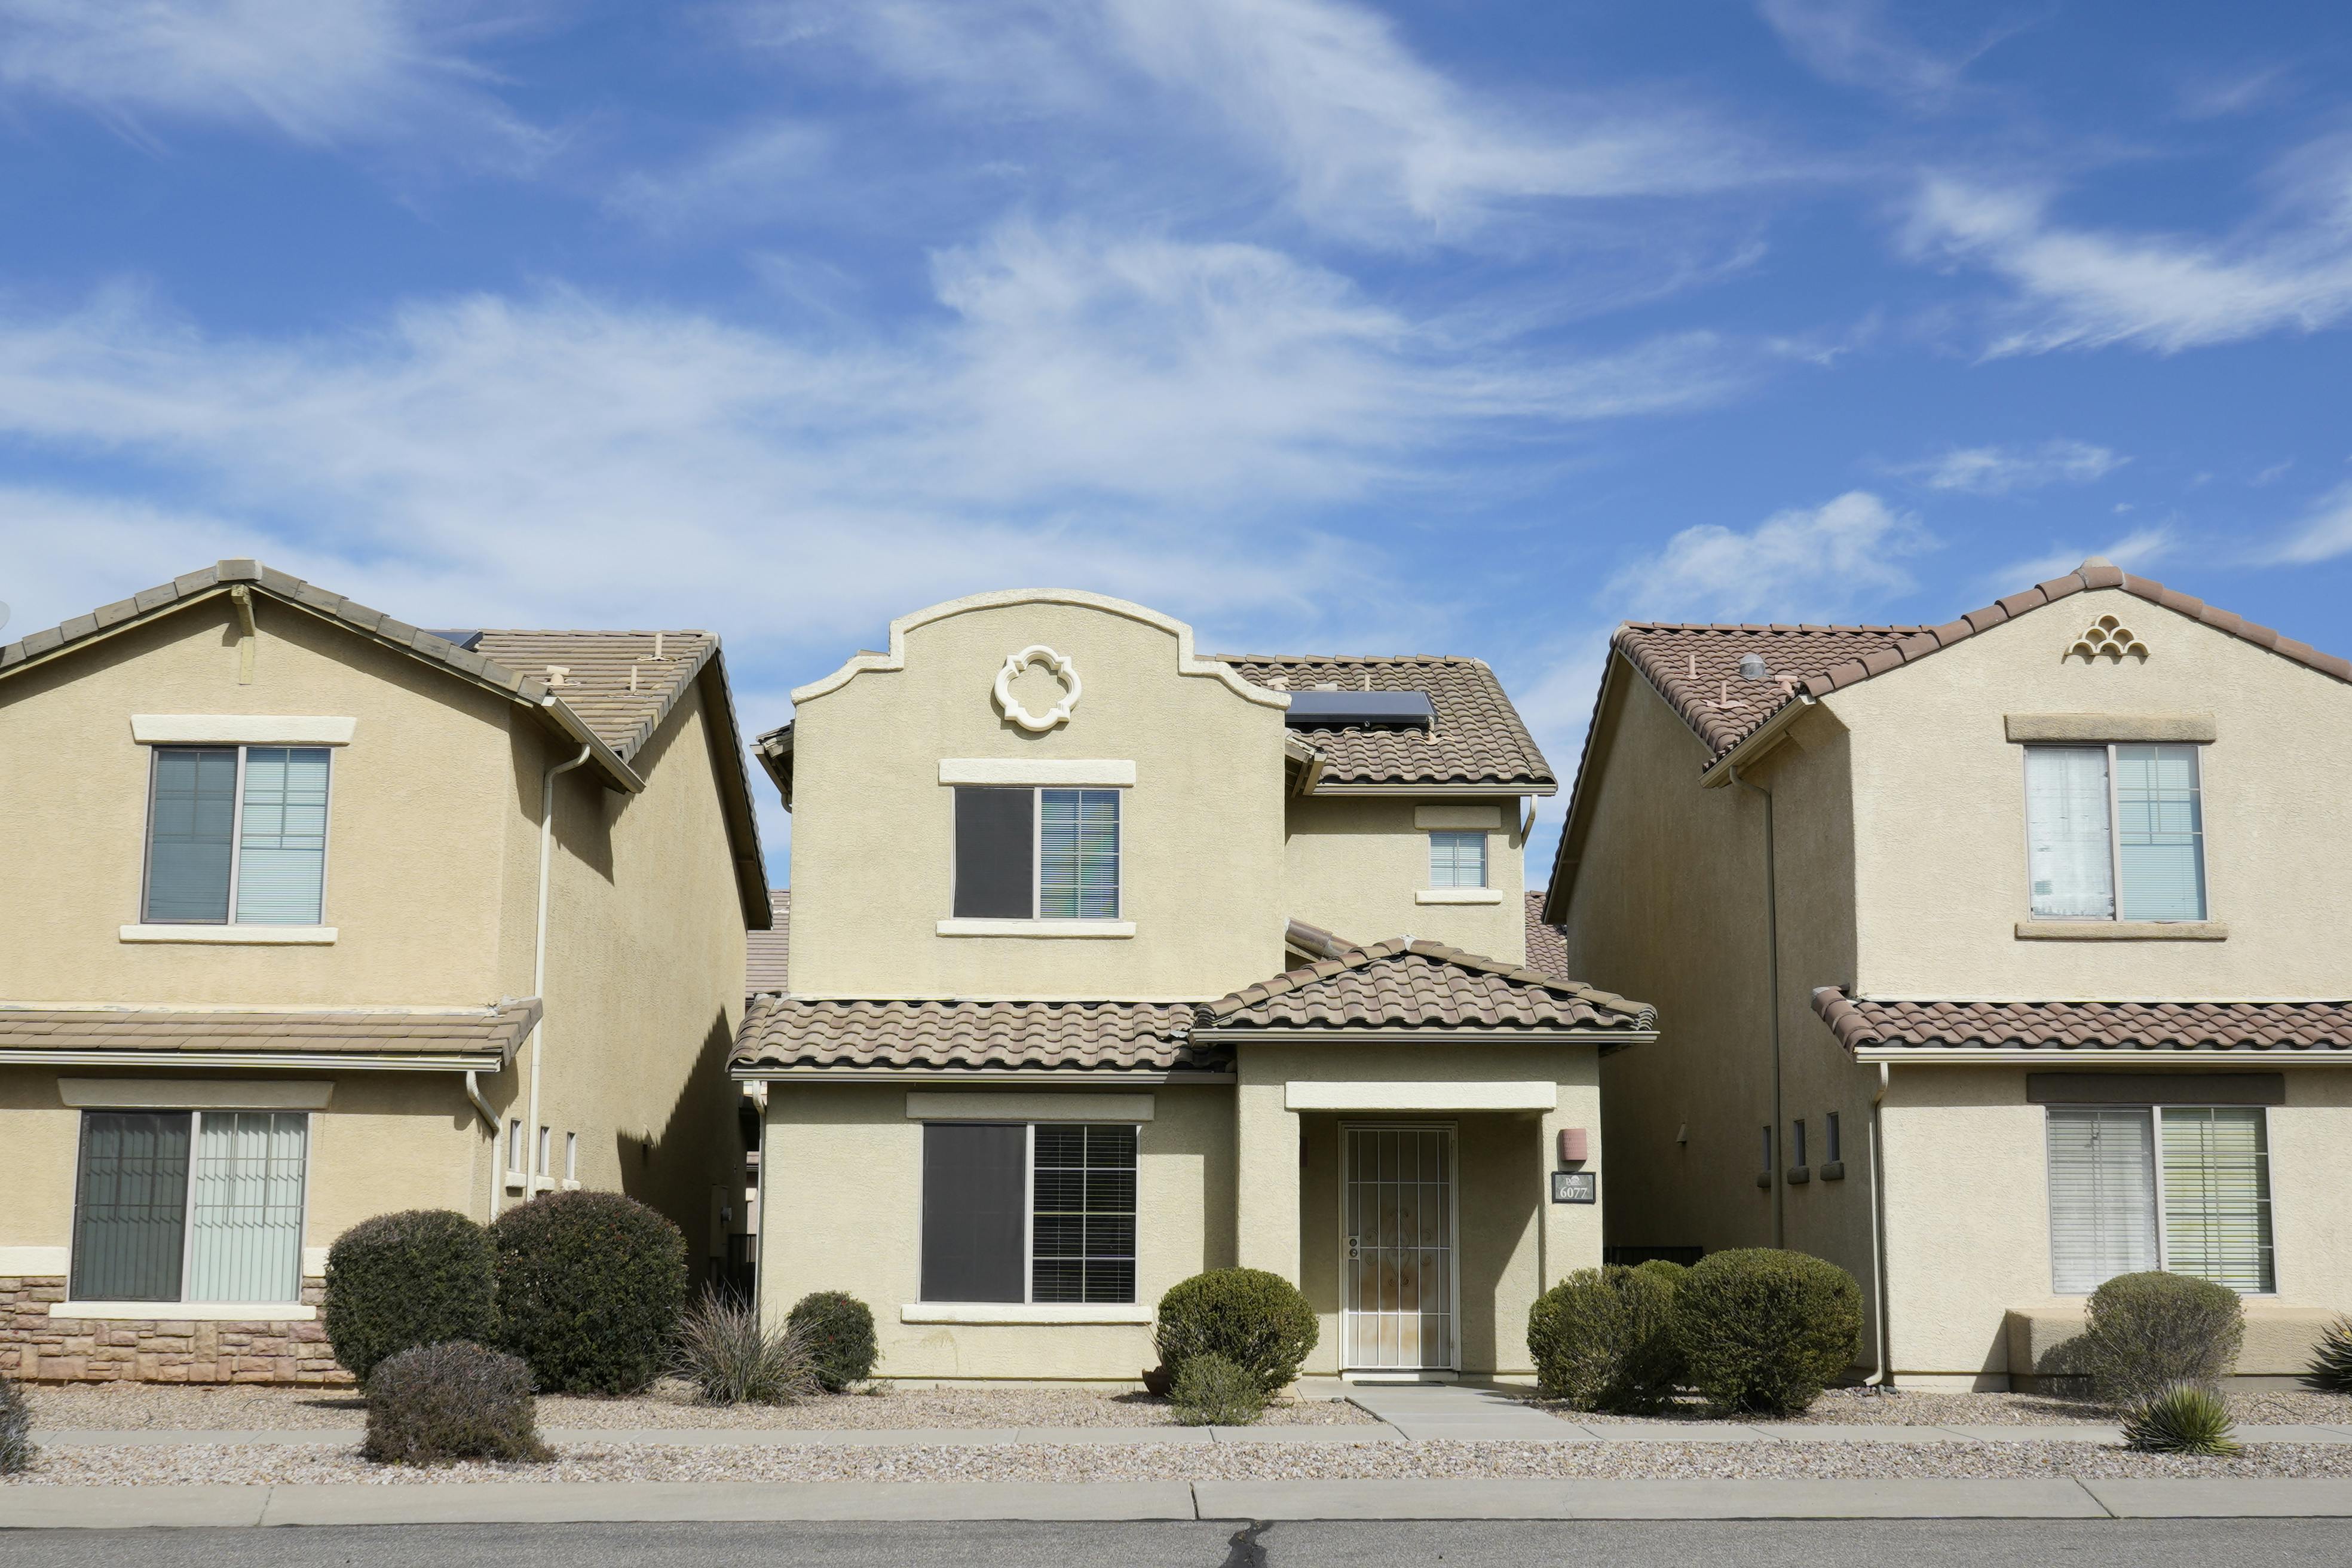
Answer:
1527, 1264, 1680, 1413
0, 1375, 34, 1476
785, 1291, 878, 1392
1633, 1258, 1690, 1290
2123, 1382, 2240, 1456
1169, 1353, 1266, 1426
323, 1208, 497, 1386
2079, 1270, 2243, 1407
1154, 1268, 1319, 1397
1673, 1248, 1861, 1417
490, 1190, 688, 1395
363, 1341, 549, 1466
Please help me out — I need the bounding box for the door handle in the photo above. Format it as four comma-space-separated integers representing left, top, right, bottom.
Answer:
1346, 1234, 1361, 1260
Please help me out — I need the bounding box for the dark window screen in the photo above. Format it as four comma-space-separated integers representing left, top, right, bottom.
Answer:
921, 1122, 1027, 1303
953, 788, 1034, 919
72, 1111, 192, 1301
145, 748, 238, 923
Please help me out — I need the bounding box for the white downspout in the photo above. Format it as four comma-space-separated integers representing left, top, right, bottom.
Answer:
524, 742, 593, 1202
464, 1070, 500, 1223
1866, 1059, 1891, 1387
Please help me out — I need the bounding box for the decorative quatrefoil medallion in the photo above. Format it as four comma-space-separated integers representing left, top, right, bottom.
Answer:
993, 644, 1082, 731
2067, 614, 2149, 664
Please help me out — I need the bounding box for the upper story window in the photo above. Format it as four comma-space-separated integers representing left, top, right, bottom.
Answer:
2023, 744, 2205, 922
952, 786, 1120, 920
1428, 830, 1489, 889
143, 746, 332, 925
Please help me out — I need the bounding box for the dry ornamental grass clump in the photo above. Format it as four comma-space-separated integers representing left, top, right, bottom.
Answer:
0, 1376, 35, 1475
675, 1290, 823, 1406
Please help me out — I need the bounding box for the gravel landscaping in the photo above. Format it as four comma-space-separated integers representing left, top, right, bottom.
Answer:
20, 1379, 1373, 1432
1539, 1386, 2352, 1428
9, 1437, 2352, 1487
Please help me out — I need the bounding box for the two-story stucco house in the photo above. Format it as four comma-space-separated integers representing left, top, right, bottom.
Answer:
734, 589, 1654, 1384
0, 561, 770, 1383
1546, 557, 2352, 1389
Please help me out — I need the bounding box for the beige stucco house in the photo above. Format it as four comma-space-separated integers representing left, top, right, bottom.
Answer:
734, 589, 1653, 1383
1546, 557, 2352, 1389
0, 561, 770, 1383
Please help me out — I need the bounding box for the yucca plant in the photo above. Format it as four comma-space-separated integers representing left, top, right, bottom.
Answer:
2122, 1383, 2240, 1456
2302, 1315, 2352, 1393
0, 1375, 35, 1475
673, 1289, 822, 1406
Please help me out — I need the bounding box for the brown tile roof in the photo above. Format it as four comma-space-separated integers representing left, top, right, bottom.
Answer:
731, 996, 1224, 1076
1217, 655, 1555, 789
1198, 938, 1654, 1038
0, 561, 770, 928
1523, 892, 1570, 982
1812, 988, 2352, 1056
0, 998, 541, 1064
1613, 560, 2352, 765
747, 890, 790, 997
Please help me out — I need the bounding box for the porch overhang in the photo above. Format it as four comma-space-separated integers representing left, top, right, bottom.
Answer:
1283, 1080, 1559, 1111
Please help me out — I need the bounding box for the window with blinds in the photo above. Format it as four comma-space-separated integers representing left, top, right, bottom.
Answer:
1428, 831, 1489, 889
142, 745, 331, 925
69, 1110, 308, 1304
950, 786, 1120, 921
918, 1120, 1139, 1306
1032, 1123, 1137, 1304
2045, 1105, 2273, 1295
1039, 789, 1120, 919
2023, 745, 2206, 922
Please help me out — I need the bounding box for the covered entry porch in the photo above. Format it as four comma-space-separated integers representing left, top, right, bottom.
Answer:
1193, 934, 1656, 1382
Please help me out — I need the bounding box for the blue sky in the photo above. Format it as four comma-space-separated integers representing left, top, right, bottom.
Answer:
3, 1, 2350, 883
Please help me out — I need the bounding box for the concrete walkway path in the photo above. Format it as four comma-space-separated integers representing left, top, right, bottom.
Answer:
1337, 1382, 1580, 1441
10, 1476, 2352, 1527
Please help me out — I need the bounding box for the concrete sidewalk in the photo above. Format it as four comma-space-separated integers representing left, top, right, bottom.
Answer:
10, 1477, 2352, 1527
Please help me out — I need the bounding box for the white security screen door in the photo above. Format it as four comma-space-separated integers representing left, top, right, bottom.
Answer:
1342, 1125, 1456, 1371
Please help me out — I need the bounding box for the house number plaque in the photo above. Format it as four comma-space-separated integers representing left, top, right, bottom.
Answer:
1551, 1171, 1596, 1204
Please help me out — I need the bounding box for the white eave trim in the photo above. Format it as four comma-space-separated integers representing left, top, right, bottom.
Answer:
1189, 1027, 1653, 1046
939, 759, 1137, 786
1307, 782, 1557, 798
1854, 1048, 2352, 1065
733, 1067, 1234, 1085
1700, 694, 1816, 788
132, 715, 357, 745
0, 1051, 504, 1071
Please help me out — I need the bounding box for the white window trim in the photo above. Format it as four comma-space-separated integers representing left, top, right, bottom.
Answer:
65, 1107, 311, 1311
1425, 829, 1490, 892
136, 743, 334, 932
2020, 742, 2209, 925
2044, 1102, 2277, 1298
947, 786, 1127, 931
1415, 889, 1502, 905
131, 716, 356, 746
937, 918, 1135, 938
914, 1119, 1141, 1311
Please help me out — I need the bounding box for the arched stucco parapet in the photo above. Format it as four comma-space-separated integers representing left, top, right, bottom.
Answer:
788, 588, 1293, 710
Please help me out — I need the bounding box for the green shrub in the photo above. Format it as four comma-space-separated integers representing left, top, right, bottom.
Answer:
2304, 1315, 2352, 1394
1527, 1265, 1680, 1412
785, 1291, 878, 1392
490, 1190, 688, 1395
1154, 1268, 1319, 1397
1170, 1353, 1267, 1426
0, 1376, 34, 1475
2078, 1272, 2243, 1407
1633, 1258, 1690, 1290
1673, 1248, 1861, 1417
362, 1342, 550, 1466
2122, 1382, 2241, 1456
675, 1290, 822, 1405
323, 1209, 497, 1386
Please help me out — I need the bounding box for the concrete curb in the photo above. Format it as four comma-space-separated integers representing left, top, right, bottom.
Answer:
11, 1476, 2352, 1527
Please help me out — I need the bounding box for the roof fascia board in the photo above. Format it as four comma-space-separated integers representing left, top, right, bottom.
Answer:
1854, 1048, 2352, 1065
1190, 1027, 1655, 1046
755, 723, 795, 810
1309, 782, 1557, 798
788, 589, 1290, 710
0, 1051, 506, 1071
691, 650, 774, 929
731, 1066, 1236, 1084
1698, 694, 1817, 789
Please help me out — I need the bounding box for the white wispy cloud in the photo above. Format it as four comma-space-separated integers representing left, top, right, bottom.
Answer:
739, 0, 1768, 249
1755, 0, 2001, 110
0, 224, 1753, 654
605, 121, 835, 234
1990, 526, 2180, 588
1903, 141, 2352, 354
2261, 481, 2352, 565
1604, 490, 1936, 623
0, 0, 544, 162
1899, 438, 2127, 495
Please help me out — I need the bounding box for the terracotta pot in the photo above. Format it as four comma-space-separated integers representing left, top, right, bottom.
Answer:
1141, 1364, 1172, 1398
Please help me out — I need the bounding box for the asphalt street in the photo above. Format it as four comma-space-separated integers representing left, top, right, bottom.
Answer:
5, 1519, 2352, 1567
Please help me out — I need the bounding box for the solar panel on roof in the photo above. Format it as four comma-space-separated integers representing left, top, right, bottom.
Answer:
424, 629, 485, 651
1282, 690, 1436, 728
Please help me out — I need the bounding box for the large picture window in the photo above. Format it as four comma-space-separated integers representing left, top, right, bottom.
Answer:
2045, 1105, 2272, 1295
2023, 744, 2206, 921
951, 787, 1120, 921
143, 745, 332, 924
70, 1110, 310, 1304
919, 1121, 1138, 1304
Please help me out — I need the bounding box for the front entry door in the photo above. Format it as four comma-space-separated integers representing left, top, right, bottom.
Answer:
1342, 1124, 1456, 1371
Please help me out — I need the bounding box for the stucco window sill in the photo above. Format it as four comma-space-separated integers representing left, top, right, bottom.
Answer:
120, 924, 338, 945
936, 919, 1136, 938
2014, 921, 2228, 941
900, 1303, 1151, 1325
1414, 889, 1502, 905
1786, 1166, 1811, 1184
1818, 1160, 1846, 1181
53, 1301, 314, 1322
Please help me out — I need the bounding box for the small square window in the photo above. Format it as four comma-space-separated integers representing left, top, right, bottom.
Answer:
1428, 831, 1488, 889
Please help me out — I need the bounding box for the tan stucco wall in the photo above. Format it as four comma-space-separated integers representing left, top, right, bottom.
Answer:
1285, 796, 1528, 961
1831, 587, 2352, 999
786, 598, 1291, 1001
757, 1082, 1235, 1381
1881, 1065, 2352, 1385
